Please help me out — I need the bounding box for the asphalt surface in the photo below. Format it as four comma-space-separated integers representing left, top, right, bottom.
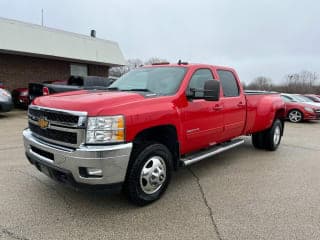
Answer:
0, 110, 320, 240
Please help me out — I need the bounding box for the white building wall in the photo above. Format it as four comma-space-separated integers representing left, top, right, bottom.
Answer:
0, 17, 126, 66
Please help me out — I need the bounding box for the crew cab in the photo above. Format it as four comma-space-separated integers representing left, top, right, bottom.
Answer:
23, 63, 285, 205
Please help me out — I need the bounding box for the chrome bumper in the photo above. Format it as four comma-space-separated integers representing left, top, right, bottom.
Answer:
23, 128, 132, 186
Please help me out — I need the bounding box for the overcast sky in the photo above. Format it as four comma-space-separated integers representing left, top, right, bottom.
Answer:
0, 0, 319, 83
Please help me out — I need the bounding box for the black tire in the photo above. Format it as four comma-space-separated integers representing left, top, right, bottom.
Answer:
124, 143, 173, 206
252, 132, 265, 149
288, 110, 303, 123
263, 119, 283, 151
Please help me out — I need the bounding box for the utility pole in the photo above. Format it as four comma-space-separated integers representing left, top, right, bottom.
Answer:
41, 9, 44, 26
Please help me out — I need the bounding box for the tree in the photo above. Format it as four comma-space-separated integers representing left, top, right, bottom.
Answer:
109, 57, 168, 77
246, 76, 273, 91
144, 57, 168, 65
285, 70, 319, 93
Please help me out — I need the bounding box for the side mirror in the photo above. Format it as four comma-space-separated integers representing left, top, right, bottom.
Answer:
203, 80, 220, 101
186, 80, 220, 101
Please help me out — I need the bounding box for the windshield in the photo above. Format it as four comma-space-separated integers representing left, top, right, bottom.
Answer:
108, 67, 187, 96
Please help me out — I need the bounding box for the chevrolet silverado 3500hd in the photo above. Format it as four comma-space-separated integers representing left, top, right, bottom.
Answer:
23, 63, 285, 205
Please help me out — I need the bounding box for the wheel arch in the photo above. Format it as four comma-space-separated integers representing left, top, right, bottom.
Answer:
130, 125, 180, 171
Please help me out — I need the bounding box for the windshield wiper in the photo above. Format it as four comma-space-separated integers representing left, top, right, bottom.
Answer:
106, 87, 119, 91
122, 88, 154, 93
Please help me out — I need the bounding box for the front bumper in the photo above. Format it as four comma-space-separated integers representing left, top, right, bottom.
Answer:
304, 111, 320, 120
23, 129, 132, 190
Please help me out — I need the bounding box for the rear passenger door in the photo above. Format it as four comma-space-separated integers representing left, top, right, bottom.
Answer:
217, 70, 246, 141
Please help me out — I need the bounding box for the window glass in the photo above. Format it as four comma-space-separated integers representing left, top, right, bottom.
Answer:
217, 70, 239, 97
109, 67, 187, 96
187, 69, 214, 98
70, 64, 88, 77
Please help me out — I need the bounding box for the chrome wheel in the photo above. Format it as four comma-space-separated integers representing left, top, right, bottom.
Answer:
288, 110, 302, 123
140, 156, 166, 195
273, 125, 281, 145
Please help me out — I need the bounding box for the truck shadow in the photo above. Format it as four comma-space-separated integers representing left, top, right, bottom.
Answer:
47, 139, 256, 211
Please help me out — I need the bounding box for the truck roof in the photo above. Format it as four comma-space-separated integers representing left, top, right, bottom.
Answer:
142, 63, 235, 71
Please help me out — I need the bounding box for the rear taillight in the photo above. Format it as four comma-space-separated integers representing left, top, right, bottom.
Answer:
43, 87, 49, 96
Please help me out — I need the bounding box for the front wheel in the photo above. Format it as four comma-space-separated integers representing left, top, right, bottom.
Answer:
124, 143, 173, 206
288, 110, 303, 123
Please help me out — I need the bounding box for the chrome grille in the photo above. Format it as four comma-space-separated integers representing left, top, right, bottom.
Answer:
29, 108, 79, 125
29, 122, 77, 144
28, 105, 87, 148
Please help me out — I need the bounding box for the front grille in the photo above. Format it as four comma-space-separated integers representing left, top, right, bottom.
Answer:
29, 108, 79, 124
29, 122, 77, 144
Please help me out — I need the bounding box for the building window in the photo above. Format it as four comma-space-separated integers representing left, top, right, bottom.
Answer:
70, 63, 88, 77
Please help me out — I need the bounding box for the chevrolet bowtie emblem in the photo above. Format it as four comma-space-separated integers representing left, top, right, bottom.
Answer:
38, 118, 49, 129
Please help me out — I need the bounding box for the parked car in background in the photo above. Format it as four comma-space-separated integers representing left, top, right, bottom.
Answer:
281, 94, 320, 122
282, 93, 320, 107
29, 76, 116, 103
0, 88, 13, 112
304, 94, 320, 103
12, 88, 29, 109
0, 81, 4, 89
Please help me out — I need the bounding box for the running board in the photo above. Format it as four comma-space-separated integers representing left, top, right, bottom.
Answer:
180, 138, 245, 166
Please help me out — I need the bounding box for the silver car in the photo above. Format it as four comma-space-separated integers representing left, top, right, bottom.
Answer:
0, 88, 13, 112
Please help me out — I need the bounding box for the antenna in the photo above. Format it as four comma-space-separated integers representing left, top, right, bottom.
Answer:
41, 9, 44, 26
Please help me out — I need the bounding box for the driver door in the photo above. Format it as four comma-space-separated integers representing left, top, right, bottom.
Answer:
181, 68, 224, 153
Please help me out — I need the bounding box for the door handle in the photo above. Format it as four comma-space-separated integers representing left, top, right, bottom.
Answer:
237, 102, 245, 107
212, 105, 223, 111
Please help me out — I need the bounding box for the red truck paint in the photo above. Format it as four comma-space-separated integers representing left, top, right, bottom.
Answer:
33, 64, 285, 154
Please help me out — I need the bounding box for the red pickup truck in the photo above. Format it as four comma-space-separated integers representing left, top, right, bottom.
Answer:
23, 63, 285, 205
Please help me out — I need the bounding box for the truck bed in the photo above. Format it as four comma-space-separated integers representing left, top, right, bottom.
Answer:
244, 91, 284, 134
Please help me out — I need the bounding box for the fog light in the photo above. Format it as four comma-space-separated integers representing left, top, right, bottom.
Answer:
87, 168, 103, 177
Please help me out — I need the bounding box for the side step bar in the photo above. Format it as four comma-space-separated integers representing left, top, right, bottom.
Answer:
180, 138, 245, 166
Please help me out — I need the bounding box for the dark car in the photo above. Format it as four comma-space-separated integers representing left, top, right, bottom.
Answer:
12, 88, 29, 109
0, 88, 13, 112
29, 76, 116, 102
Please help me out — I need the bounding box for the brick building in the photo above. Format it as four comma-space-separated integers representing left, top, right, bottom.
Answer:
0, 18, 125, 91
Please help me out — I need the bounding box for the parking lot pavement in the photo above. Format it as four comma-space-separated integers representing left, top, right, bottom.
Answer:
0, 111, 320, 240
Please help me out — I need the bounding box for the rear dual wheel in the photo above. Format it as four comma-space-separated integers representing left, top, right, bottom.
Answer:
252, 119, 282, 151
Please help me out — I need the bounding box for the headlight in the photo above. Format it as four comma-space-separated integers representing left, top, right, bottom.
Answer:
86, 116, 125, 144
304, 107, 314, 113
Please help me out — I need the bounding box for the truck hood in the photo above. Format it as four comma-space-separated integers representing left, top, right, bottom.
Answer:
33, 90, 147, 115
